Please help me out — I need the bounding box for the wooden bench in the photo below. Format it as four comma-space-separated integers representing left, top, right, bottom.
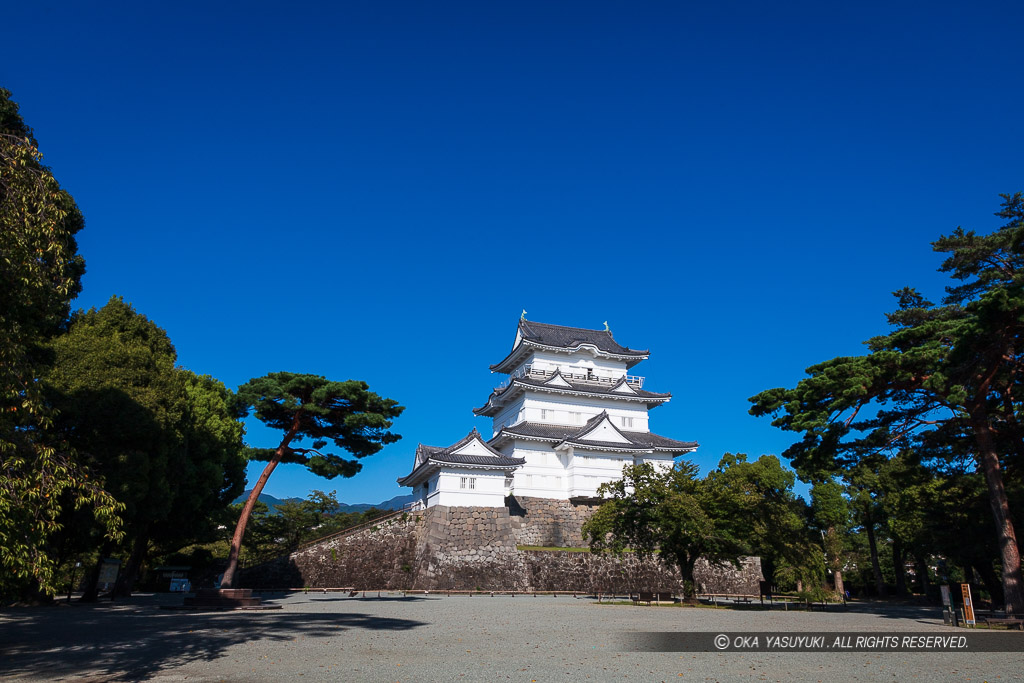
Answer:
631, 591, 674, 605
981, 616, 1024, 630
632, 591, 655, 605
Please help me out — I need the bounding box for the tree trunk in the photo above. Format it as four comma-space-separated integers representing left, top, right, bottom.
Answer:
916, 556, 930, 597
971, 416, 1023, 615
221, 416, 302, 589
112, 531, 149, 598
893, 538, 908, 596
79, 539, 115, 603
971, 559, 1004, 606
825, 526, 845, 596
864, 513, 887, 597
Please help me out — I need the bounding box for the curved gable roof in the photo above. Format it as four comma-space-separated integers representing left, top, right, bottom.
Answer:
472, 375, 671, 416
489, 419, 698, 454
398, 428, 525, 487
518, 320, 648, 357
491, 320, 649, 372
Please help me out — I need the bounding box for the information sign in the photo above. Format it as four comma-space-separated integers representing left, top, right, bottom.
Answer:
960, 584, 975, 626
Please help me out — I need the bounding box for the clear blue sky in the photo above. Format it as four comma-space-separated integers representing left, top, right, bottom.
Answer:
3, 1, 1022, 503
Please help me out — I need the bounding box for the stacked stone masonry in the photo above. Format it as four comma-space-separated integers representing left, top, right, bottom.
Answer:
507, 495, 599, 548
241, 502, 763, 595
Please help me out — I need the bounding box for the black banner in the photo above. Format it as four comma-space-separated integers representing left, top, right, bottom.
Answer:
616, 632, 1023, 652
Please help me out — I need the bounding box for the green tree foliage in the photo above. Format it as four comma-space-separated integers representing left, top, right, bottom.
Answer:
705, 453, 814, 589
233, 490, 390, 565
582, 457, 803, 599
809, 481, 850, 596
151, 372, 247, 554
221, 373, 403, 587
0, 88, 122, 600
46, 297, 246, 597
750, 194, 1024, 613
876, 452, 940, 595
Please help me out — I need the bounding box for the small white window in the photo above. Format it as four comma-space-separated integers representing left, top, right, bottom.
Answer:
621, 416, 633, 428
460, 476, 468, 489
541, 409, 550, 420
571, 412, 581, 424
469, 477, 476, 490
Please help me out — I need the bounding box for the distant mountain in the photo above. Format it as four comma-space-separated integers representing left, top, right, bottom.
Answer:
232, 491, 304, 513
233, 491, 416, 515
326, 494, 417, 513
375, 494, 417, 510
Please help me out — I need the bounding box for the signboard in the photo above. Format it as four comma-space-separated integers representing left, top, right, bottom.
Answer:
960, 583, 976, 626
97, 558, 120, 590
169, 578, 191, 592
940, 585, 951, 606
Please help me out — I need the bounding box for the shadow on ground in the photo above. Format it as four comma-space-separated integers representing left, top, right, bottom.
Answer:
0, 594, 427, 681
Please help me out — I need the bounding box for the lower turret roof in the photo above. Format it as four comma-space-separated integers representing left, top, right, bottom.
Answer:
397, 429, 525, 487
489, 415, 698, 454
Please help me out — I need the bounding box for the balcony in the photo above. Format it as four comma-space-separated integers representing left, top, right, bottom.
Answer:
496, 365, 644, 390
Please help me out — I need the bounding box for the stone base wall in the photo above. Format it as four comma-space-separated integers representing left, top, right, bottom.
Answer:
507, 496, 601, 548
412, 505, 529, 590
242, 512, 421, 589
242, 504, 764, 595
524, 551, 682, 593
694, 557, 763, 595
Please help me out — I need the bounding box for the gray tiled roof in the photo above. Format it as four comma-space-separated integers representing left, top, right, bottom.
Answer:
605, 431, 699, 450
473, 374, 671, 416
517, 320, 649, 357
430, 452, 525, 467
495, 422, 579, 440
491, 418, 698, 453
398, 429, 525, 486
490, 320, 650, 372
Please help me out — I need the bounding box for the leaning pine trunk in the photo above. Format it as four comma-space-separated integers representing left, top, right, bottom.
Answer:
220, 415, 301, 589
971, 415, 1023, 615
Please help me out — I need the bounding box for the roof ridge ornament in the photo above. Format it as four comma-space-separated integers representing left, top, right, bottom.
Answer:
521, 309, 527, 321
603, 320, 610, 332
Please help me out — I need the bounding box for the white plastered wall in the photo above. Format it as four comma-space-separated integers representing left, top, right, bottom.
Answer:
519, 394, 649, 432
434, 468, 508, 507
505, 440, 569, 499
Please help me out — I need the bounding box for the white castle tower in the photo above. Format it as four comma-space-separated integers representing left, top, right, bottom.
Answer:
399, 318, 697, 507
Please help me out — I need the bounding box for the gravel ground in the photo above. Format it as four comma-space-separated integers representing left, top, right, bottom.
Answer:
1, 592, 1021, 682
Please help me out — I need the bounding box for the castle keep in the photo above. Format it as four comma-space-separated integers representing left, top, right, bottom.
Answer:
242, 320, 762, 594
399, 318, 698, 506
